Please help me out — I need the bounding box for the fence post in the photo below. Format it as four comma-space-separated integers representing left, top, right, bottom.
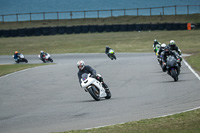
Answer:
150, 8, 151, 16
57, 12, 59, 20
124, 9, 126, 16
111, 9, 113, 17
137, 8, 139, 16
70, 11, 73, 20
187, 5, 189, 15
97, 10, 99, 18
30, 13, 32, 22
84, 11, 86, 19
162, 6, 164, 16
2, 15, 4, 23
16, 14, 18, 22
175, 5, 177, 15
43, 12, 45, 20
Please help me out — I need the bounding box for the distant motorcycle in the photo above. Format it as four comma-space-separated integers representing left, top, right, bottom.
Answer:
107, 49, 116, 60
38, 53, 53, 63
13, 54, 28, 63
163, 55, 180, 82
81, 73, 111, 101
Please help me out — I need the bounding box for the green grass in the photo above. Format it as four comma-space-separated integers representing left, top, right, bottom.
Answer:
0, 64, 51, 77
54, 109, 200, 133
0, 30, 200, 55
185, 53, 200, 73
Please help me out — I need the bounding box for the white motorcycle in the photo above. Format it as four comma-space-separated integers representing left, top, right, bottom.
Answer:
38, 53, 53, 63
81, 73, 111, 101
13, 54, 28, 63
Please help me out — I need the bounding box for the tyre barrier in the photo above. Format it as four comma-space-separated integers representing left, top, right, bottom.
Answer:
0, 30, 2, 37
97, 25, 105, 32
66, 26, 74, 34
151, 24, 159, 30
89, 25, 97, 33
112, 25, 120, 32
81, 25, 89, 33
158, 23, 166, 30
50, 27, 57, 35
34, 28, 42, 36
42, 27, 50, 35
26, 28, 34, 36
57, 26, 66, 34
142, 24, 151, 31
120, 25, 128, 31
0, 23, 189, 37
18, 28, 27, 37
105, 25, 113, 32
10, 29, 18, 37
127, 24, 136, 31
74, 26, 82, 34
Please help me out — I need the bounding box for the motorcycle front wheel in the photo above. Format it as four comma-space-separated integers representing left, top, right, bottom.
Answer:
105, 89, 111, 99
88, 86, 100, 101
171, 69, 178, 82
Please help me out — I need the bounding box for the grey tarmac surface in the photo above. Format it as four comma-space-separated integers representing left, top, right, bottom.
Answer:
0, 53, 200, 133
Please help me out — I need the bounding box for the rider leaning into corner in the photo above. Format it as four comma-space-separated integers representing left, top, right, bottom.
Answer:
14, 51, 20, 60
77, 60, 110, 93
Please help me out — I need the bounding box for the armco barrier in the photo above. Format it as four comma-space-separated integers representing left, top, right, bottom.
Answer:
0, 23, 191, 37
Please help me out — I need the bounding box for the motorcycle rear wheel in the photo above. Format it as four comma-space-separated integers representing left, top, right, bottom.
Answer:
88, 86, 100, 101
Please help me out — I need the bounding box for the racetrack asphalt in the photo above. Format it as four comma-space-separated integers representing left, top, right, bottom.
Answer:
0, 53, 200, 133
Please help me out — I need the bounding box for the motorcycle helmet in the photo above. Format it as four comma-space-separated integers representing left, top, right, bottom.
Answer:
154, 39, 157, 42
164, 46, 170, 54
161, 43, 166, 48
15, 51, 18, 54
77, 60, 85, 70
169, 40, 176, 47
40, 51, 44, 54
109, 49, 114, 54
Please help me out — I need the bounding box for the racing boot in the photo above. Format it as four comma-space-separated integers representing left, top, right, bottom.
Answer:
102, 82, 110, 93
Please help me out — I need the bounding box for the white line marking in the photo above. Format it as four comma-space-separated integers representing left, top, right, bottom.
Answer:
183, 59, 200, 80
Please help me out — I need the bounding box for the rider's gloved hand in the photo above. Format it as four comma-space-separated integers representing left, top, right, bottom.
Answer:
91, 75, 96, 78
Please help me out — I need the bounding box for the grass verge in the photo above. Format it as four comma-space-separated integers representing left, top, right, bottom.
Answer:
0, 63, 51, 77
54, 108, 200, 133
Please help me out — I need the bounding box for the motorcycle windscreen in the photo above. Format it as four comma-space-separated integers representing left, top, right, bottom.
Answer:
166, 56, 177, 67
81, 73, 88, 81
